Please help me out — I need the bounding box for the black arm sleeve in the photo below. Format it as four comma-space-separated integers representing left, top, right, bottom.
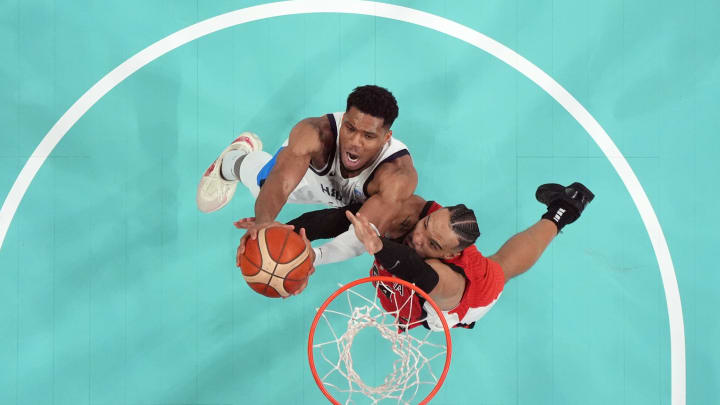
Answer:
286, 203, 363, 241
374, 238, 440, 293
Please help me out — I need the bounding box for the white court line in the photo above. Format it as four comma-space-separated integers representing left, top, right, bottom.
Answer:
0, 1, 684, 403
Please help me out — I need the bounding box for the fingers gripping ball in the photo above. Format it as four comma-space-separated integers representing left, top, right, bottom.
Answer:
238, 227, 313, 298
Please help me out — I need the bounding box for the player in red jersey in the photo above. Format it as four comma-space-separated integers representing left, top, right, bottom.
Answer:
363, 199, 504, 331
287, 182, 594, 330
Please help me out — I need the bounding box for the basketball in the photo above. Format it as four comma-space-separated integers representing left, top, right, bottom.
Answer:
238, 226, 313, 298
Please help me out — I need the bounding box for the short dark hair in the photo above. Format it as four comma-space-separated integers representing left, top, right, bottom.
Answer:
346, 85, 399, 128
446, 204, 481, 251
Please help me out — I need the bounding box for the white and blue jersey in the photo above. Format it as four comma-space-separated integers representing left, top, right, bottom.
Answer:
256, 112, 409, 207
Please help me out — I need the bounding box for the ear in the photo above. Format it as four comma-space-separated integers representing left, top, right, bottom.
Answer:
383, 129, 392, 143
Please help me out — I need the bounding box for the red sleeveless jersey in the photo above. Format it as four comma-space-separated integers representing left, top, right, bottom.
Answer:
370, 201, 505, 331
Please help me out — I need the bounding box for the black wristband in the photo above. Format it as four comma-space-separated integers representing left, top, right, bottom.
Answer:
374, 238, 439, 293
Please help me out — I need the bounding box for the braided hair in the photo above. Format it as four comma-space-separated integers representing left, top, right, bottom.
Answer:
446, 204, 481, 250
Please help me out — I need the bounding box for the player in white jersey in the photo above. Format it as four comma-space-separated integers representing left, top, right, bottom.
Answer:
241, 112, 410, 208
196, 85, 418, 272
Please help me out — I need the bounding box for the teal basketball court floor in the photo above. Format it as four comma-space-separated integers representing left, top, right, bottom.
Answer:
1, 1, 718, 404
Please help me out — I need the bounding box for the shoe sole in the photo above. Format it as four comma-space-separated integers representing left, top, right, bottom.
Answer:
197, 132, 262, 213
535, 183, 564, 205
536, 182, 595, 206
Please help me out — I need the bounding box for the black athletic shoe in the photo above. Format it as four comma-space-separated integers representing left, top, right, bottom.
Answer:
536, 182, 594, 211
537, 182, 594, 231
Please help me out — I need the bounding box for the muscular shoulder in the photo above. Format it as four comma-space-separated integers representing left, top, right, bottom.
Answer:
384, 195, 427, 239
366, 154, 418, 198
287, 116, 333, 156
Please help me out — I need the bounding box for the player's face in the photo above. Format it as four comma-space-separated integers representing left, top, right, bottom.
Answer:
338, 106, 392, 174
403, 208, 461, 259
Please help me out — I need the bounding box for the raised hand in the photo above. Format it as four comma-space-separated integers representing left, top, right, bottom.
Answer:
345, 211, 383, 254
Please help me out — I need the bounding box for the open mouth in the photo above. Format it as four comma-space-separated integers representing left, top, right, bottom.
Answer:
346, 152, 360, 164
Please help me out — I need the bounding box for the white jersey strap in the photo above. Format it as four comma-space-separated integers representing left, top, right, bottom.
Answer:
423, 301, 461, 331
422, 295, 501, 331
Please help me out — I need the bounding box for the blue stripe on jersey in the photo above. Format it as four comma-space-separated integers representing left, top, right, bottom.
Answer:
257, 147, 285, 187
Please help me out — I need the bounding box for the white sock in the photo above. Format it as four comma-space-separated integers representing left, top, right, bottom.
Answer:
239, 151, 272, 198
220, 149, 247, 181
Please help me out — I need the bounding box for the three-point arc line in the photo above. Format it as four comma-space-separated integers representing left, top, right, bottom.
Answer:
0, 2, 684, 404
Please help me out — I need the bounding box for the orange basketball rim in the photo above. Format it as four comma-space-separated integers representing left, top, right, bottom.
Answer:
308, 276, 453, 405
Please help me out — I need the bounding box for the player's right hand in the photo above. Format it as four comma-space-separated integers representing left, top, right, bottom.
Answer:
346, 211, 383, 254
236, 220, 294, 254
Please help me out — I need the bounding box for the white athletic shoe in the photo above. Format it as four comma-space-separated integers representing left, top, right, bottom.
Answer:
196, 132, 262, 213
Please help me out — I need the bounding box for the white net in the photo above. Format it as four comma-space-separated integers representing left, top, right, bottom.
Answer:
310, 278, 450, 405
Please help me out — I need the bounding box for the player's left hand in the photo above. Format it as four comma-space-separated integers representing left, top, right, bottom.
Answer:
346, 211, 383, 254
288, 227, 315, 297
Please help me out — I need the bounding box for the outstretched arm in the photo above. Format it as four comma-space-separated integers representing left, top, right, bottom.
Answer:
286, 203, 362, 241
238, 117, 328, 253
235, 203, 363, 267
253, 118, 325, 225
